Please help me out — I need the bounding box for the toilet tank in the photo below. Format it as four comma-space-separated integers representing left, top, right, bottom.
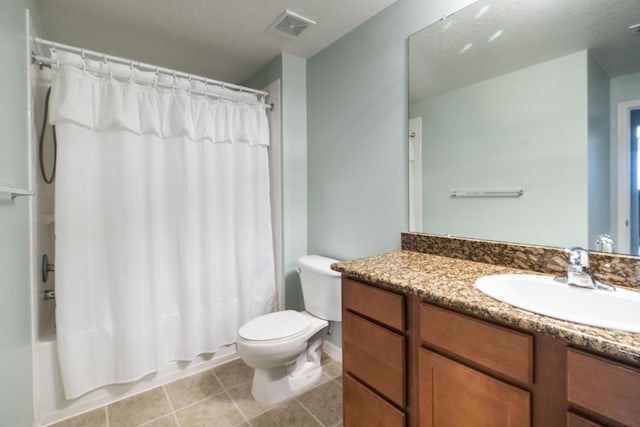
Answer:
298, 255, 342, 321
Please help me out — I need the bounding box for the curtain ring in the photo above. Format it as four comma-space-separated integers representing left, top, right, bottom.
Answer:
81, 49, 86, 73
154, 66, 159, 88
129, 60, 134, 82
219, 83, 226, 103
51, 42, 57, 65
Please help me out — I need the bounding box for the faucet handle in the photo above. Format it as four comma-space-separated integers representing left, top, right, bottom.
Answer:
564, 247, 589, 268
595, 234, 615, 253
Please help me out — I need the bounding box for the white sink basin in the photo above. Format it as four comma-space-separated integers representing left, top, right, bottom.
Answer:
474, 274, 640, 333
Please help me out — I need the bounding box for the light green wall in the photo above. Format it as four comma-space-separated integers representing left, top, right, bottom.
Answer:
244, 53, 308, 313
307, 0, 475, 260
307, 0, 475, 348
410, 51, 589, 248
243, 54, 282, 90
0, 2, 36, 425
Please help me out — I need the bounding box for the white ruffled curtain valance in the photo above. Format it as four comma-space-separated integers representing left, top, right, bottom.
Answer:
50, 59, 269, 144
49, 52, 275, 399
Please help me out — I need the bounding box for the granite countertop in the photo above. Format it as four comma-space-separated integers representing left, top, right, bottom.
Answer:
332, 250, 640, 365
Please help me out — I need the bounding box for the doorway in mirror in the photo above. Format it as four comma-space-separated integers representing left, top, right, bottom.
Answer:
617, 101, 640, 256
409, 117, 422, 232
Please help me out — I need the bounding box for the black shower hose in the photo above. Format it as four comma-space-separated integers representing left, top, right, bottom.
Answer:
39, 86, 57, 184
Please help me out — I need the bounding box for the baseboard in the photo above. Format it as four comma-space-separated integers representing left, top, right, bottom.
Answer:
322, 340, 342, 363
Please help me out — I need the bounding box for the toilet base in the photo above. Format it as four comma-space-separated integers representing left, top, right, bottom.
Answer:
250, 333, 325, 404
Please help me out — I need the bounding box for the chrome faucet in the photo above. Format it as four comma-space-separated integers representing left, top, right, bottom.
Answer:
564, 247, 615, 291
594, 234, 615, 253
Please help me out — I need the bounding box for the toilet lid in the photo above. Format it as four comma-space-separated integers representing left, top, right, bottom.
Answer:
238, 310, 311, 341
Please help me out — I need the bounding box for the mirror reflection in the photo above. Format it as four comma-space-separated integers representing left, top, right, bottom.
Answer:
409, 0, 640, 255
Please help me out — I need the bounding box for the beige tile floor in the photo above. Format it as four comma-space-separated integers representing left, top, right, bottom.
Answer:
50, 354, 343, 427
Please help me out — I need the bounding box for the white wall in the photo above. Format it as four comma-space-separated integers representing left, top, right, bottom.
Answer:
410, 51, 589, 248
0, 2, 36, 425
587, 54, 611, 245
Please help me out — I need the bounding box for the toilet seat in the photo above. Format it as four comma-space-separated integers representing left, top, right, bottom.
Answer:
238, 310, 311, 342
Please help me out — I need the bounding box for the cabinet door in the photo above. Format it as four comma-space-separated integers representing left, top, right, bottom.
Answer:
419, 348, 530, 427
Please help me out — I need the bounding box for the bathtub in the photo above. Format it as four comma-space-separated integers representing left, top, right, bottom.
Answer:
34, 337, 238, 426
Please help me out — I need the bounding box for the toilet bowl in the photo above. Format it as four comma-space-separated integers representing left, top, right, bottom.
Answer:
237, 255, 341, 404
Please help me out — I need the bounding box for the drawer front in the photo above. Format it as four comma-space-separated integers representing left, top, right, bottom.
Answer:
343, 310, 406, 406
419, 348, 530, 427
566, 412, 604, 427
419, 303, 533, 384
344, 374, 406, 427
567, 349, 640, 426
342, 278, 405, 331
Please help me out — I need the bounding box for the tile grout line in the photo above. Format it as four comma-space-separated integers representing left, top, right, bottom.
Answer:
225, 386, 253, 423
222, 388, 251, 427
295, 397, 327, 427
130, 387, 179, 427
214, 367, 255, 427
104, 405, 110, 427
160, 384, 181, 427
160, 370, 226, 421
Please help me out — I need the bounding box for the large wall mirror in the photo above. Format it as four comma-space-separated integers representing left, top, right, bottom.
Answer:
409, 0, 640, 255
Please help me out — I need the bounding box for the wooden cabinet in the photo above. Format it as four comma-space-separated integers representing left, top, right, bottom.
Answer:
567, 349, 640, 426
342, 277, 405, 331
341, 278, 640, 427
343, 374, 406, 427
566, 412, 604, 427
419, 303, 533, 385
342, 278, 408, 426
418, 348, 530, 427
343, 310, 405, 406
419, 302, 532, 427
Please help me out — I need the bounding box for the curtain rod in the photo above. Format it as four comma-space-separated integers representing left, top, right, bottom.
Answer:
32, 36, 270, 99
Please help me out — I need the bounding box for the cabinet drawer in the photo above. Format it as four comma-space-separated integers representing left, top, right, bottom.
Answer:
419, 303, 533, 384
419, 348, 530, 427
343, 278, 405, 331
566, 412, 603, 427
344, 374, 405, 427
343, 310, 406, 406
567, 349, 640, 426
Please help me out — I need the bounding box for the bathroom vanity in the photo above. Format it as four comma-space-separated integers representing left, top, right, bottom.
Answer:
334, 234, 640, 427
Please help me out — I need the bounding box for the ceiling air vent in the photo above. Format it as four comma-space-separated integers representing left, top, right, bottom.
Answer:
272, 10, 316, 37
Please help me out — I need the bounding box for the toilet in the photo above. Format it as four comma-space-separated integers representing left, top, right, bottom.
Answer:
237, 255, 341, 404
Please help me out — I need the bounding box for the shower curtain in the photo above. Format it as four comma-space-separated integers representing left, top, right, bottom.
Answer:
49, 53, 275, 398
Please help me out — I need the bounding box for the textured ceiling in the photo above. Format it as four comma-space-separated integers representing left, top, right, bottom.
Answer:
35, 0, 398, 84
410, 0, 640, 102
